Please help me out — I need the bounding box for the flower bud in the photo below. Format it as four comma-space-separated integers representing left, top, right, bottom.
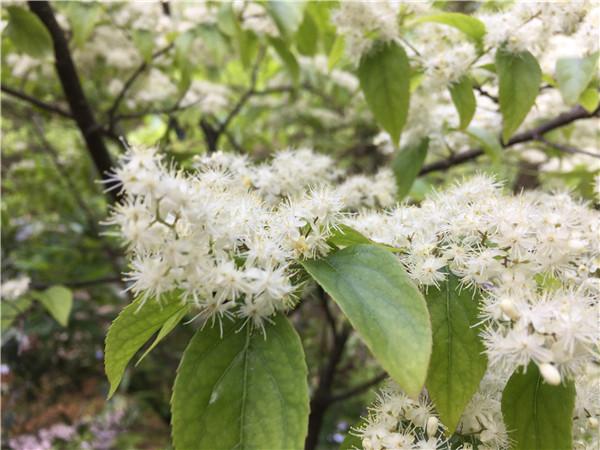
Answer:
500, 298, 520, 321
426, 416, 439, 438
539, 363, 561, 385
588, 417, 599, 428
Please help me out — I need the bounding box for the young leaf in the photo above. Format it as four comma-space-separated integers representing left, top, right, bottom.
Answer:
33, 286, 73, 327
328, 34, 345, 71
171, 315, 309, 450
135, 305, 190, 366
266, 1, 306, 39
496, 49, 542, 142
412, 13, 486, 44
449, 76, 476, 130
132, 29, 155, 64
1, 298, 32, 332
392, 137, 429, 200
358, 41, 411, 145
301, 244, 432, 398
579, 87, 600, 113
269, 37, 300, 83
5, 6, 53, 58
296, 10, 318, 56
555, 52, 599, 105
104, 294, 186, 398
465, 126, 503, 163
425, 273, 487, 433
501, 363, 576, 450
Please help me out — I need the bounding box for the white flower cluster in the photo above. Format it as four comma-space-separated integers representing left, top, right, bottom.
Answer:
480, 2, 594, 56
348, 175, 599, 380
358, 383, 448, 450
106, 148, 397, 331
331, 1, 402, 60
1, 276, 31, 301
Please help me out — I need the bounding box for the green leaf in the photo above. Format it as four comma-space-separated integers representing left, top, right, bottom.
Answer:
5, 6, 53, 58
501, 363, 576, 450
579, 87, 600, 113
65, 3, 103, 48
412, 13, 486, 43
465, 126, 503, 163
104, 294, 186, 398
171, 315, 309, 450
33, 286, 73, 327
1, 298, 32, 332
328, 224, 402, 253
267, 1, 306, 39
135, 304, 190, 366
425, 272, 487, 433
269, 37, 300, 83
496, 49, 542, 142
555, 52, 599, 105
328, 34, 345, 71
132, 29, 155, 64
392, 137, 429, 200
358, 41, 411, 145
301, 244, 432, 398
449, 76, 476, 130
296, 10, 318, 56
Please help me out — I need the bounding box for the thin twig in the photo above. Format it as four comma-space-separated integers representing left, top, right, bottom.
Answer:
1, 84, 73, 118
535, 135, 600, 159
328, 372, 388, 404
420, 105, 600, 175
107, 44, 174, 131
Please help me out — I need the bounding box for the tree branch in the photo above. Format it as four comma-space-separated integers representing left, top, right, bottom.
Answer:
28, 1, 119, 200
535, 135, 600, 159
106, 44, 174, 132
328, 372, 388, 404
1, 84, 72, 118
420, 105, 600, 175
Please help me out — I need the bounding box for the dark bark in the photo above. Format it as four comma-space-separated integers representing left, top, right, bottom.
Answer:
28, 1, 119, 200
305, 324, 351, 450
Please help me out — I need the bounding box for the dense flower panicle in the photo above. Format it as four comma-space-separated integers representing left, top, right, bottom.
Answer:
106, 147, 396, 331
347, 176, 600, 379
347, 176, 599, 450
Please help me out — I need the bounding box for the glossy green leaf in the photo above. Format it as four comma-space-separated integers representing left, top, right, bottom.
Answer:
296, 10, 318, 56
466, 126, 503, 163
5, 6, 53, 58
555, 52, 599, 105
579, 87, 600, 113
1, 298, 32, 332
171, 315, 309, 450
449, 76, 476, 130
33, 286, 73, 327
496, 49, 542, 142
104, 294, 186, 398
267, 1, 306, 39
501, 363, 575, 450
412, 13, 486, 43
425, 273, 487, 433
328, 34, 345, 71
392, 137, 429, 199
301, 244, 432, 398
358, 41, 411, 145
136, 304, 190, 366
